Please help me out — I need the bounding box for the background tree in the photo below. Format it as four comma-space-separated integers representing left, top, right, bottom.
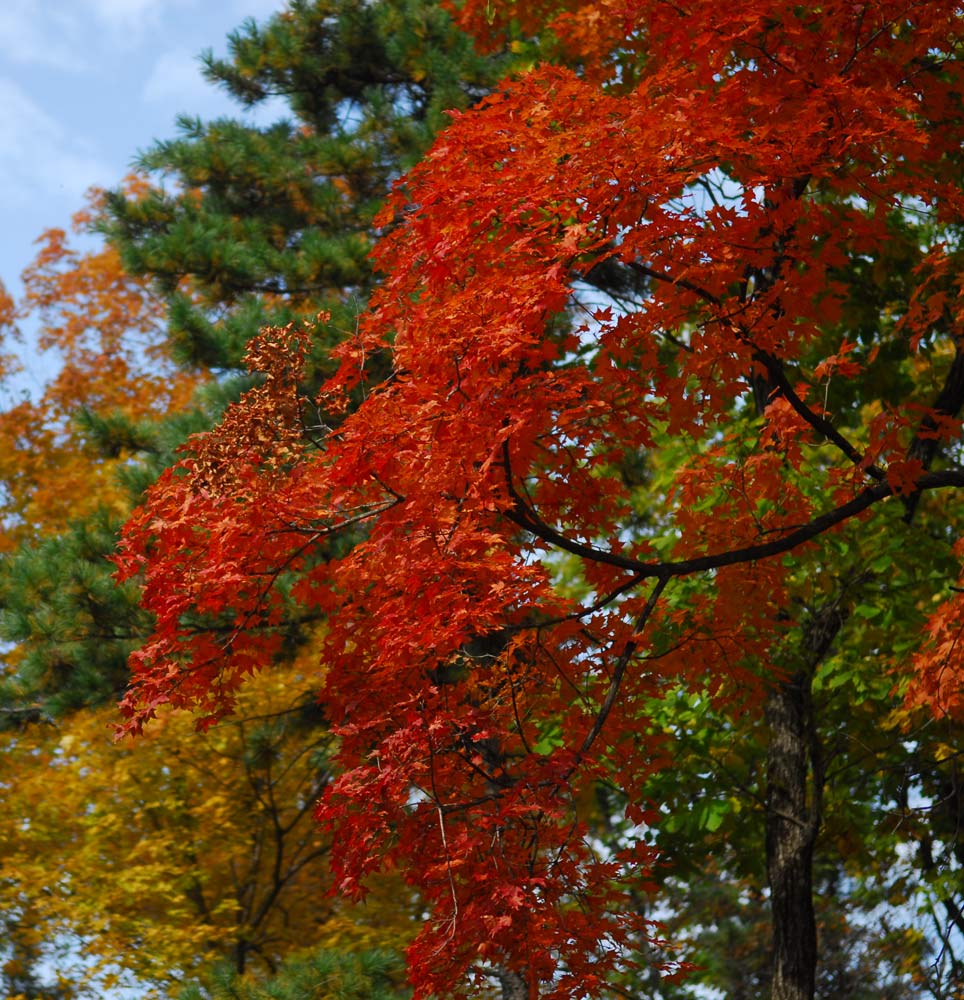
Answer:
0, 180, 203, 550
176, 948, 409, 1000
0, 654, 419, 997
0, 186, 207, 717
102, 0, 508, 375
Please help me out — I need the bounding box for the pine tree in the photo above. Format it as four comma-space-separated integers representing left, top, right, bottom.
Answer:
104, 0, 507, 374
177, 948, 409, 1000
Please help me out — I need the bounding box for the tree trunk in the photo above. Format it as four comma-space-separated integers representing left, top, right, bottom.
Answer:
496, 966, 530, 1000
766, 604, 837, 1000
766, 672, 819, 1000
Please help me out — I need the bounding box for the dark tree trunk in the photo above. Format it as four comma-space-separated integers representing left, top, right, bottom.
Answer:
765, 605, 837, 1000
496, 966, 530, 1000
766, 672, 819, 1000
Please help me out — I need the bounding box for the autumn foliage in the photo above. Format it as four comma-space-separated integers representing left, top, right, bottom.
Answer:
0, 181, 203, 550
116, 2, 964, 996
0, 655, 415, 996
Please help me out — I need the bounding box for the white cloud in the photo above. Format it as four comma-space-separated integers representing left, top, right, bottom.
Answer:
231, 0, 286, 18
0, 0, 207, 67
0, 78, 109, 208
0, 2, 87, 70
0, 0, 291, 299
142, 47, 209, 105
141, 46, 265, 121
0, 0, 281, 75
87, 0, 188, 40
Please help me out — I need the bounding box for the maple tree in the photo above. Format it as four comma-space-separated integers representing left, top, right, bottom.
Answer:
114, 2, 964, 998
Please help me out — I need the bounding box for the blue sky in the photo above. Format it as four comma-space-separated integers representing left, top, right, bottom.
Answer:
0, 0, 284, 301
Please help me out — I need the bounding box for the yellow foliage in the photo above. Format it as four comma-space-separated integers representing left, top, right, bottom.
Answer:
0, 653, 418, 996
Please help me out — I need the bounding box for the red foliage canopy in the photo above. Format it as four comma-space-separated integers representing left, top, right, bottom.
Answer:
116, 2, 964, 995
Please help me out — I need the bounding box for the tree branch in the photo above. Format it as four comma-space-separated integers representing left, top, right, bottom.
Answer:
579, 576, 669, 758
753, 348, 886, 481
503, 435, 964, 581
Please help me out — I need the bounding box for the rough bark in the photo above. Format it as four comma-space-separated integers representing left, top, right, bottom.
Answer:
766, 673, 819, 1000
496, 966, 530, 1000
766, 605, 838, 1000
